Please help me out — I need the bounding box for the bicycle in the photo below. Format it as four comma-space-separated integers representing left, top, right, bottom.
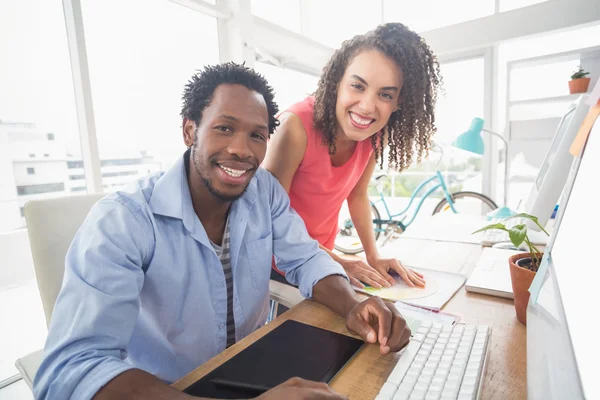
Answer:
334, 144, 498, 254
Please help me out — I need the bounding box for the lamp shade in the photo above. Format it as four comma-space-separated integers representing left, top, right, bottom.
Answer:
453, 117, 485, 155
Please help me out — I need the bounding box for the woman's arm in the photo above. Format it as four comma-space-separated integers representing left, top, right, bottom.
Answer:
262, 112, 307, 192
347, 156, 425, 287
346, 156, 381, 263
264, 115, 389, 288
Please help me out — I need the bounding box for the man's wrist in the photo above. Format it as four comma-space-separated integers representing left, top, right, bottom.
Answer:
341, 295, 360, 318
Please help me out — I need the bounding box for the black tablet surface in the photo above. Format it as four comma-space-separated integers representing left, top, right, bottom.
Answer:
182, 319, 364, 398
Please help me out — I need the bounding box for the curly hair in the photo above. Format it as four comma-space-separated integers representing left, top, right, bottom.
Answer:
180, 62, 280, 134
313, 23, 442, 171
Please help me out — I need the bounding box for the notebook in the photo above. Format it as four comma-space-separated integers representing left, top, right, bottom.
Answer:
182, 320, 364, 398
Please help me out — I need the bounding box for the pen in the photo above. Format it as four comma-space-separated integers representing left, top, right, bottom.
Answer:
211, 377, 272, 394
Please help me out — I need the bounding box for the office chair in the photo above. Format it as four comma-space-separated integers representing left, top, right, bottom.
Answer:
14, 193, 106, 390
13, 193, 303, 390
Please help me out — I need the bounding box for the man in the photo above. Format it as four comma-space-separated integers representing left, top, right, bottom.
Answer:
33, 63, 410, 400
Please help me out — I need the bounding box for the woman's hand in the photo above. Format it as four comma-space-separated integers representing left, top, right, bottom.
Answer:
367, 257, 426, 287
337, 257, 392, 289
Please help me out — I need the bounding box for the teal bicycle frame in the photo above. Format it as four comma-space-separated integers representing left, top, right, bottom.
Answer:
370, 170, 457, 233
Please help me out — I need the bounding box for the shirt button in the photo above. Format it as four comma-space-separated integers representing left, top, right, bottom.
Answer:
218, 282, 224, 288
219, 323, 225, 330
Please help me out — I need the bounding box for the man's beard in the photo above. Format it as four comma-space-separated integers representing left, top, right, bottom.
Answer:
192, 144, 251, 203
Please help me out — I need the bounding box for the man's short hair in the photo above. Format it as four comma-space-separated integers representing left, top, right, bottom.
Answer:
180, 62, 280, 134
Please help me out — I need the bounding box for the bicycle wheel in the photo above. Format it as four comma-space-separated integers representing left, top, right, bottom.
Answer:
432, 191, 498, 216
334, 202, 382, 255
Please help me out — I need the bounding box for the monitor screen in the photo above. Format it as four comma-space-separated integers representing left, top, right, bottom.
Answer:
523, 95, 590, 230
534, 107, 575, 189
527, 112, 599, 400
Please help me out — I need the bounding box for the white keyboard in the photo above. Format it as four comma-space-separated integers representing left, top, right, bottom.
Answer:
375, 321, 491, 400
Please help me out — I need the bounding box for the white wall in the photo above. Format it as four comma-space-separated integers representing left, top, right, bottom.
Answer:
581, 51, 600, 92
422, 0, 600, 56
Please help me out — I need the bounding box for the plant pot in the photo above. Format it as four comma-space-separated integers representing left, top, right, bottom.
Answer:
569, 77, 591, 94
508, 252, 538, 325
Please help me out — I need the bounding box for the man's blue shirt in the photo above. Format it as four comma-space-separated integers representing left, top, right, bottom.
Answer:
33, 154, 346, 400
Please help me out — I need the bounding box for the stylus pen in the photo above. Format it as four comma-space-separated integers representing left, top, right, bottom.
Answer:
211, 377, 272, 394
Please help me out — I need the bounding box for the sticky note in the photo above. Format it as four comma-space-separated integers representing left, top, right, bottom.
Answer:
569, 104, 600, 157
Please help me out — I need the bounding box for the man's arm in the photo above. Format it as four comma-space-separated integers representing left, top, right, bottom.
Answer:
312, 275, 411, 355
32, 199, 188, 400
95, 370, 197, 400
265, 173, 410, 355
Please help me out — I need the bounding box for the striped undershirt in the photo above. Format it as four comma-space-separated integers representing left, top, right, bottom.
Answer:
211, 216, 235, 348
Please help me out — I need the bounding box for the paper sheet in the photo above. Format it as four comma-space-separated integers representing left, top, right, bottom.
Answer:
355, 267, 466, 311
356, 270, 440, 301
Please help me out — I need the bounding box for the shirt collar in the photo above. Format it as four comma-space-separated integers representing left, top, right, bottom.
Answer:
148, 150, 258, 234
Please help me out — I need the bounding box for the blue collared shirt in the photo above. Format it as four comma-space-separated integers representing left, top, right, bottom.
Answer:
33, 154, 346, 400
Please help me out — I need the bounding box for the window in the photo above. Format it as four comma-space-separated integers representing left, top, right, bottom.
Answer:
251, 0, 301, 33
383, 0, 494, 32
510, 59, 581, 102
27, 167, 35, 175
82, 0, 219, 192
67, 161, 84, 169
20, 206, 25, 217
381, 57, 486, 212
102, 170, 138, 178
0, 0, 84, 383
17, 182, 65, 196
44, 153, 49, 157
499, 23, 600, 62
254, 62, 319, 112
304, 0, 382, 49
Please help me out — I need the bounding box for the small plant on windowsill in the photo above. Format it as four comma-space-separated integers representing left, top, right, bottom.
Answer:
472, 213, 549, 325
569, 66, 591, 94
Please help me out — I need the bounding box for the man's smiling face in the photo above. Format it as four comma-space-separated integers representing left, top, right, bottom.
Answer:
188, 83, 269, 202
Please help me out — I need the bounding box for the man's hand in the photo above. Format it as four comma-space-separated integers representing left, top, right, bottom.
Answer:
345, 296, 411, 355
367, 257, 426, 288
338, 257, 391, 289
256, 377, 347, 400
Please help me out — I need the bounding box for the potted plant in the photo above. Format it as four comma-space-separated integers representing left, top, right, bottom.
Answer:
473, 213, 549, 325
569, 66, 591, 94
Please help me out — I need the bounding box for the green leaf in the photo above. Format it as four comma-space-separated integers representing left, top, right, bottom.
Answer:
508, 224, 527, 247
472, 223, 508, 235
503, 213, 549, 235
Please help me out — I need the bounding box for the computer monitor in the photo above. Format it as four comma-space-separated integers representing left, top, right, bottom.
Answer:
522, 94, 591, 231
527, 112, 598, 400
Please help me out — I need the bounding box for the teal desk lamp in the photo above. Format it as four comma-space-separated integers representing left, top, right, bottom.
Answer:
453, 118, 516, 219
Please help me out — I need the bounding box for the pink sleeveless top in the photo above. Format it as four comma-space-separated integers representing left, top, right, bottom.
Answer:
285, 96, 374, 250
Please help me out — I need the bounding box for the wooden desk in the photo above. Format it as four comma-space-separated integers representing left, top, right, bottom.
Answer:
173, 238, 526, 400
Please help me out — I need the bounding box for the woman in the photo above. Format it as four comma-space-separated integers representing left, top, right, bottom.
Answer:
264, 23, 442, 289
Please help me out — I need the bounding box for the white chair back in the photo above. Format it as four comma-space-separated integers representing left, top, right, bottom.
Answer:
24, 193, 105, 326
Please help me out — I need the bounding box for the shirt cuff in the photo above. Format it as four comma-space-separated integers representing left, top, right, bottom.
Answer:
71, 360, 136, 400
296, 252, 348, 299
